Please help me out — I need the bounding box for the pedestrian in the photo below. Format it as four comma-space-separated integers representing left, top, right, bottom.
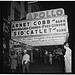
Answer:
22, 50, 30, 73
49, 52, 53, 65
43, 50, 48, 64
10, 51, 17, 73
64, 43, 72, 73
57, 47, 65, 73
56, 47, 63, 60
17, 52, 22, 72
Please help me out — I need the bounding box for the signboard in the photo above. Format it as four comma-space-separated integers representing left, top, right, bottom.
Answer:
10, 47, 22, 58
3, 18, 10, 37
13, 41, 20, 45
9, 40, 14, 48
12, 33, 67, 46
26, 8, 65, 20
11, 8, 69, 46
11, 15, 68, 38
9, 39, 24, 48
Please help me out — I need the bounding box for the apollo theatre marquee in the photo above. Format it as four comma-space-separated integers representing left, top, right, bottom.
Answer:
11, 8, 69, 46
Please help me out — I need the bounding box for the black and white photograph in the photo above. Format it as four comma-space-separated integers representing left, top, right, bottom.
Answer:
1, 0, 74, 74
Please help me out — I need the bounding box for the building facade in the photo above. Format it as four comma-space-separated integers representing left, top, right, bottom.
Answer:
3, 1, 40, 67
8, 1, 27, 21
3, 1, 28, 70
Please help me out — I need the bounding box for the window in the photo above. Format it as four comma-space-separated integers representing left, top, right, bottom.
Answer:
14, 8, 21, 21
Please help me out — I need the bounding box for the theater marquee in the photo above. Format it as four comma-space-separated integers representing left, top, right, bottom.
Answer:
12, 33, 67, 46
11, 8, 69, 46
26, 8, 65, 20
11, 15, 68, 37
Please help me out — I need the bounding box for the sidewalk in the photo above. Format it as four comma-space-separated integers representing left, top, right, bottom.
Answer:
2, 58, 64, 73
29, 60, 64, 73
2, 63, 12, 73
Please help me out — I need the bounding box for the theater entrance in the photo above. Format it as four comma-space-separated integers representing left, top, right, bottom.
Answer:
30, 45, 65, 73
33, 46, 50, 63
33, 47, 44, 62
32, 45, 64, 63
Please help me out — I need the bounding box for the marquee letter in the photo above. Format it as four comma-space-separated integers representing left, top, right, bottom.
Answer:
46, 10, 51, 18
16, 24, 18, 27
38, 21, 41, 25
19, 23, 22, 27
56, 9, 63, 16
34, 13, 38, 19
12, 24, 15, 28
39, 29, 43, 33
27, 22, 30, 26
51, 10, 56, 17
21, 31, 24, 35
23, 23, 26, 27
33, 21, 37, 25
27, 14, 33, 20
14, 31, 17, 36
35, 29, 38, 34
47, 20, 50, 24
27, 30, 29, 35
31, 30, 34, 34
44, 29, 47, 33
39, 12, 45, 19
42, 20, 46, 24
49, 28, 52, 32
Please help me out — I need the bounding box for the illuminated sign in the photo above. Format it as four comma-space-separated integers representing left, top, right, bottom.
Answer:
12, 33, 67, 46
13, 41, 20, 45
11, 8, 69, 46
26, 8, 65, 20
11, 15, 68, 38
